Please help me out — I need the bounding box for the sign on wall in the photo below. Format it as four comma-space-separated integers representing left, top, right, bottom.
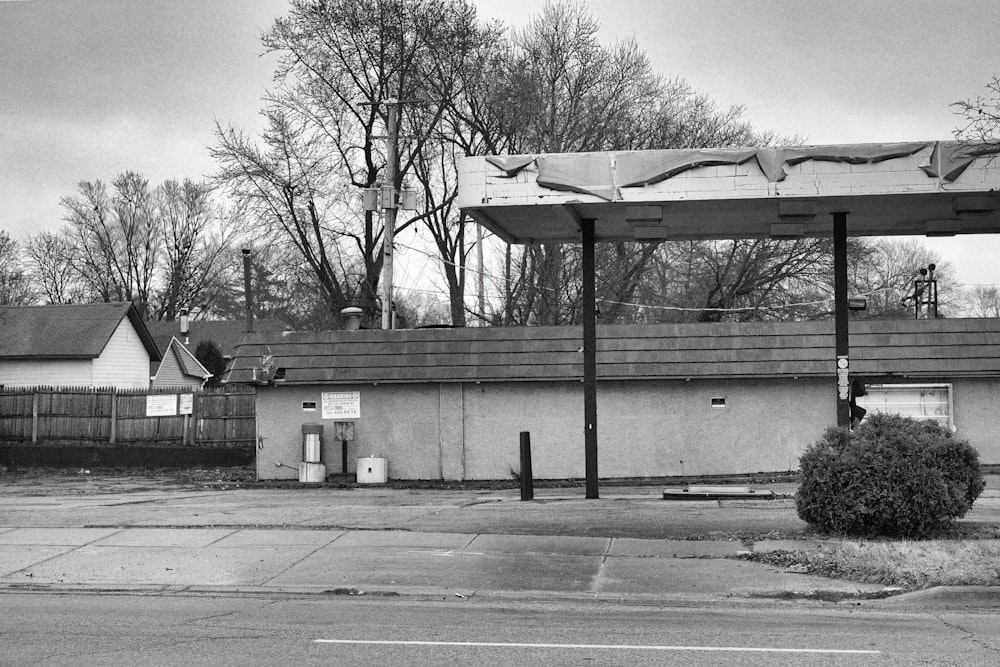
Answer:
178, 394, 194, 415
146, 394, 177, 417
856, 383, 953, 430
322, 391, 360, 419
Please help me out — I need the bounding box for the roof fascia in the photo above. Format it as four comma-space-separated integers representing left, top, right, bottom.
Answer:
125, 304, 163, 361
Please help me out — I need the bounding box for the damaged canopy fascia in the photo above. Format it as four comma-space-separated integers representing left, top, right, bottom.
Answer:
458, 141, 1000, 243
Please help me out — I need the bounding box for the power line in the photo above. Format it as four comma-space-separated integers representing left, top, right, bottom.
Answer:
393, 239, 904, 315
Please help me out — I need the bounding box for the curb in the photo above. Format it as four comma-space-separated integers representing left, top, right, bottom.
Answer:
4, 576, 997, 609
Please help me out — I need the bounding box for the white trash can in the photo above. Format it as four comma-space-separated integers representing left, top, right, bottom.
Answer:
356, 456, 387, 484
299, 462, 326, 483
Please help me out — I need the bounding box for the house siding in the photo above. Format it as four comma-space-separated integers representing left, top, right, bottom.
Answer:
0, 359, 94, 387
152, 352, 203, 390
91, 318, 151, 388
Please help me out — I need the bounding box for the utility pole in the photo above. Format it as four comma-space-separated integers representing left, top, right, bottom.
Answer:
381, 100, 400, 331
361, 99, 418, 329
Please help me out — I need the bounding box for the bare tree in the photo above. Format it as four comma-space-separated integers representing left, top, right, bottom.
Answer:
60, 174, 158, 313
213, 108, 370, 327
457, 1, 795, 326
962, 284, 1000, 317
205, 243, 335, 330
408, 137, 472, 325
0, 231, 34, 305
57, 172, 235, 318
602, 238, 833, 323
213, 0, 488, 328
153, 179, 239, 321
849, 238, 955, 319
953, 75, 1000, 149
23, 231, 80, 304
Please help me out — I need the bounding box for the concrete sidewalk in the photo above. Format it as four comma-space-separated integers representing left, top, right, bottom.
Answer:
1, 479, 998, 606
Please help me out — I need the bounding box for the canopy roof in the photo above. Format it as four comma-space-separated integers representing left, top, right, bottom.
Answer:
457, 141, 1000, 243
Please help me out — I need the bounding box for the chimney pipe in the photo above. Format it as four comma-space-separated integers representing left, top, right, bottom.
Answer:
242, 248, 255, 333
341, 306, 363, 331
179, 308, 190, 345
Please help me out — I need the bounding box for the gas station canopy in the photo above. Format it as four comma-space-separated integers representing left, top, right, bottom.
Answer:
457, 141, 1000, 243
456, 140, 1000, 498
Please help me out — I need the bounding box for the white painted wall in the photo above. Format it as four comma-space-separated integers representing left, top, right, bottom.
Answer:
0, 318, 151, 389
254, 377, 842, 481
92, 318, 151, 388
0, 359, 93, 387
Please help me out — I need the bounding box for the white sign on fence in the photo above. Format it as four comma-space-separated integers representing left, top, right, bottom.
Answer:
146, 394, 177, 417
178, 394, 194, 415
321, 391, 360, 419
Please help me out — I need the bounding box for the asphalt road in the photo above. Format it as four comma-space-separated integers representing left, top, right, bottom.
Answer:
3, 592, 998, 666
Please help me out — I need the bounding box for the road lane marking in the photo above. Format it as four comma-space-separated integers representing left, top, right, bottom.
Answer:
313, 639, 880, 654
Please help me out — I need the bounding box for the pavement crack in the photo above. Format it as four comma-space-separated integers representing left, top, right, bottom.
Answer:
185, 609, 241, 625
457, 499, 503, 508
590, 538, 613, 594
934, 615, 1000, 654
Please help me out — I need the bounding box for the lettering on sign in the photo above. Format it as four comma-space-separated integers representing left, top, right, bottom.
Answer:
322, 391, 361, 420
146, 394, 177, 417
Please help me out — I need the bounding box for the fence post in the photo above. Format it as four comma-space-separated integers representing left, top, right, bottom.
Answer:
109, 390, 117, 446
191, 391, 198, 446
31, 390, 39, 444
519, 431, 533, 501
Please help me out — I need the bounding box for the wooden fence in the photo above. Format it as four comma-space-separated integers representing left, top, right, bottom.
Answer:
0, 386, 256, 448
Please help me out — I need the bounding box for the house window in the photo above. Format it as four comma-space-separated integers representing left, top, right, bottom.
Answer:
856, 383, 953, 430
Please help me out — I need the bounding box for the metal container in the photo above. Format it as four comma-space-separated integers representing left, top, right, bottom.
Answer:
299, 462, 326, 483
302, 423, 324, 463
356, 456, 388, 484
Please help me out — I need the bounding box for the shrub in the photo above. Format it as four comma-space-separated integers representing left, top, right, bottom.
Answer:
194, 340, 226, 387
796, 413, 985, 538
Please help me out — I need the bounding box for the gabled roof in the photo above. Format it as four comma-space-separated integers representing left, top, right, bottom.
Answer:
0, 302, 160, 361
225, 318, 1000, 385
158, 336, 212, 380
146, 318, 290, 359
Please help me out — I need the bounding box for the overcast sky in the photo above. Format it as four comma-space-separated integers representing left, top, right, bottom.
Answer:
3, 0, 1000, 286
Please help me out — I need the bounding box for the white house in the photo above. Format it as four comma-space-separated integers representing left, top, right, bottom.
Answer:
0, 303, 160, 388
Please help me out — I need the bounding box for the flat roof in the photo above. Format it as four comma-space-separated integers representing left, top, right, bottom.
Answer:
456, 141, 1000, 243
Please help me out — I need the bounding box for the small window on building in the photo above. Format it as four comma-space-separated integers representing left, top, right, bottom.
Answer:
302, 401, 317, 412
710, 397, 726, 409
856, 383, 953, 430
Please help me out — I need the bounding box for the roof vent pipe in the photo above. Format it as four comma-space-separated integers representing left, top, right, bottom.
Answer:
342, 307, 363, 331
179, 308, 190, 345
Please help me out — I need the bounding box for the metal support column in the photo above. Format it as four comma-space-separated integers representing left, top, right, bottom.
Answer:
582, 219, 599, 499
833, 212, 851, 428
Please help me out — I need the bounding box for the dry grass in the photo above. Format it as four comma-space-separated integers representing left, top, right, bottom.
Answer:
746, 540, 1000, 589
